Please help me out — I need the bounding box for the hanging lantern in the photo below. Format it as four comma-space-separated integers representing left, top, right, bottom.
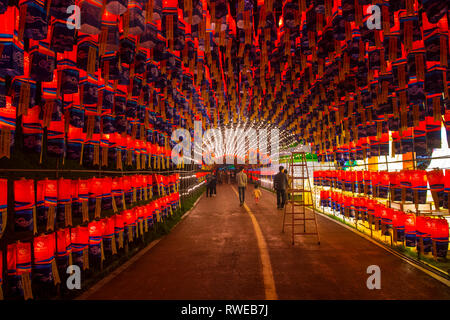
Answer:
7, 242, 33, 300
392, 210, 406, 242
410, 170, 427, 205
399, 170, 413, 203
102, 177, 113, 211
0, 179, 6, 236
71, 226, 90, 270
416, 216, 432, 253
14, 179, 36, 233
390, 171, 402, 202
88, 220, 105, 267
56, 228, 72, 276
102, 217, 117, 256
405, 214, 417, 247
89, 177, 103, 219
123, 209, 137, 243
33, 233, 60, 287
57, 178, 73, 228
78, 179, 90, 223
378, 171, 390, 199
114, 213, 124, 250
431, 218, 449, 258
112, 177, 125, 211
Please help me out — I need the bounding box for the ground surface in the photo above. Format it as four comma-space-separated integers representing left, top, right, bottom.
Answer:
83, 184, 450, 300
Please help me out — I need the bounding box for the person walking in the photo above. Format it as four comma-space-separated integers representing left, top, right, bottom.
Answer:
236, 168, 248, 206
253, 184, 262, 204
273, 166, 288, 209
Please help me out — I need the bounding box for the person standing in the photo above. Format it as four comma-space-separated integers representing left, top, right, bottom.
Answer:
273, 166, 288, 209
236, 168, 248, 206
206, 172, 213, 197
211, 171, 217, 197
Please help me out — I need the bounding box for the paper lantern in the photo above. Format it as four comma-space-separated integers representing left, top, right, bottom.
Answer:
410, 170, 427, 204
14, 179, 35, 233
392, 210, 406, 242
33, 233, 60, 286
71, 226, 89, 270
88, 220, 105, 265
102, 217, 117, 255
78, 179, 90, 222
0, 179, 6, 235
416, 216, 432, 253
405, 214, 416, 247
431, 219, 449, 258
114, 213, 124, 249
7, 242, 33, 299
56, 228, 72, 272
57, 178, 73, 227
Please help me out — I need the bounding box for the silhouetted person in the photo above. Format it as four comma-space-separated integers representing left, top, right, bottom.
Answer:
274, 166, 288, 209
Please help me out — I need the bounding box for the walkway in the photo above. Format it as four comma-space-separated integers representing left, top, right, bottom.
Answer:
82, 184, 450, 300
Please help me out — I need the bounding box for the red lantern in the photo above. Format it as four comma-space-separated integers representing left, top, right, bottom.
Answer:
431, 219, 449, 258
14, 179, 35, 233
410, 170, 427, 204
405, 214, 417, 247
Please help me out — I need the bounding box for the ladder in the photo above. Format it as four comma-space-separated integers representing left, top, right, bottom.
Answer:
282, 152, 320, 245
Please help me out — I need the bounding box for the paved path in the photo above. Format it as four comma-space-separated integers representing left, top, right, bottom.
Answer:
83, 184, 450, 300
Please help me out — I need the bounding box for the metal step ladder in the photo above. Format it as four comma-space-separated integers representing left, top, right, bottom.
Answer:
282, 152, 320, 245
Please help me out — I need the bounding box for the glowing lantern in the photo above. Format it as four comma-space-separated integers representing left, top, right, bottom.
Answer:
378, 171, 390, 199
391, 210, 406, 242
33, 233, 60, 286
114, 214, 124, 250
7, 242, 33, 300
111, 177, 125, 211
405, 214, 416, 247
14, 179, 36, 233
431, 219, 449, 258
416, 216, 432, 253
123, 209, 137, 243
390, 171, 402, 202
399, 170, 413, 203
102, 217, 117, 256
78, 179, 90, 223
89, 177, 103, 219
410, 170, 427, 204
88, 220, 105, 266
71, 226, 89, 270
0, 179, 6, 235
56, 228, 72, 273
57, 178, 73, 227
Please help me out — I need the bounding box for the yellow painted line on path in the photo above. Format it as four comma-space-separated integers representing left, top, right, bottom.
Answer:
231, 186, 278, 300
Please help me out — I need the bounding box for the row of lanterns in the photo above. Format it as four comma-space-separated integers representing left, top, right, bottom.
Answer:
319, 190, 449, 259
1, 195, 180, 300
314, 169, 450, 208
0, 173, 180, 236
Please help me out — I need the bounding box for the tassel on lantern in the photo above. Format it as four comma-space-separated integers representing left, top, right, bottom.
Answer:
127, 226, 133, 242
82, 247, 89, 270
116, 149, 123, 170
102, 146, 108, 167
132, 187, 137, 203
136, 152, 141, 170
65, 203, 72, 227
433, 97, 441, 123
82, 201, 89, 223
415, 54, 425, 81
93, 144, 100, 166
18, 82, 30, 117
122, 193, 127, 210
404, 20, 412, 52
139, 220, 144, 238
413, 104, 420, 127
21, 272, 33, 300
111, 234, 117, 255
32, 206, 37, 235
0, 129, 11, 159
101, 240, 105, 261
47, 205, 55, 231
118, 231, 124, 249
112, 195, 118, 213
87, 46, 97, 75
51, 260, 61, 285
95, 197, 101, 219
